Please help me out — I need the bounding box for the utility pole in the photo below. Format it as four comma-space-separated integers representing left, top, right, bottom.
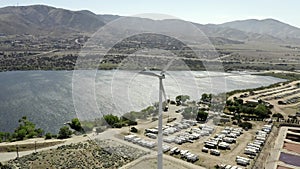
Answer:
16, 145, 19, 159
34, 141, 37, 153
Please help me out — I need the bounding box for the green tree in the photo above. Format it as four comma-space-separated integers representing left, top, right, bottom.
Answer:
12, 116, 43, 140
103, 114, 120, 127
176, 95, 190, 103
197, 110, 208, 121
272, 113, 283, 118
226, 100, 234, 106
272, 113, 284, 122
201, 93, 212, 102
57, 126, 72, 139
45, 133, 52, 140
69, 118, 83, 132
254, 104, 271, 119
182, 106, 197, 119
16, 129, 27, 140
239, 122, 253, 130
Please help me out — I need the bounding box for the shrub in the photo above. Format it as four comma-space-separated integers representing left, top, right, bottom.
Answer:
69, 118, 83, 132
45, 133, 52, 140
57, 126, 72, 139
112, 123, 123, 128
130, 127, 138, 133
197, 110, 208, 121
239, 122, 253, 130
103, 114, 120, 127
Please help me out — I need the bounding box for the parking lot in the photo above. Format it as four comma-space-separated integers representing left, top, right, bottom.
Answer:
122, 103, 272, 168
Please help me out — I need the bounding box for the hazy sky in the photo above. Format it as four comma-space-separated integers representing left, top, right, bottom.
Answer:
0, 0, 299, 27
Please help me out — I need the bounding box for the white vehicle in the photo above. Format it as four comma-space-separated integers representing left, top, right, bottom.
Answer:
210, 149, 220, 156
162, 145, 171, 152
256, 136, 266, 142
236, 158, 249, 166
218, 142, 230, 150
246, 146, 260, 152
253, 141, 262, 145
124, 134, 137, 141
202, 147, 209, 153
170, 147, 179, 155
248, 143, 261, 149
227, 133, 237, 138
223, 137, 236, 143
145, 128, 159, 134
221, 130, 230, 135
180, 149, 189, 155
187, 154, 199, 162
225, 165, 232, 169
244, 148, 257, 155
163, 137, 175, 143
146, 133, 157, 139
132, 137, 142, 144
236, 156, 250, 163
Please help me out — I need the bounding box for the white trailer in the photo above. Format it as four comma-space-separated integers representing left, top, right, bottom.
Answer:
124, 134, 137, 141
236, 156, 251, 163
202, 147, 209, 153
236, 158, 249, 166
170, 147, 179, 155
244, 148, 257, 155
246, 146, 260, 152
210, 149, 220, 156
162, 145, 171, 152
248, 143, 261, 149
223, 137, 236, 143
180, 150, 189, 157
253, 141, 263, 147
256, 136, 266, 142
145, 133, 157, 139
187, 154, 199, 162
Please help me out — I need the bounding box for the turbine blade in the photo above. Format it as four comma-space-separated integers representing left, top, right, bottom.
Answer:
162, 57, 176, 73
161, 83, 168, 103
139, 71, 161, 77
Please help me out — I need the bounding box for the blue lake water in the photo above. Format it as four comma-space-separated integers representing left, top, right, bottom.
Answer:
0, 70, 285, 133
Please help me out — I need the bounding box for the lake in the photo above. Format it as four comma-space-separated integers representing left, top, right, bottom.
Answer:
0, 70, 285, 133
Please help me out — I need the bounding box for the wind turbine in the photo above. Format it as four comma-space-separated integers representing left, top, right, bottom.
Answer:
139, 59, 174, 169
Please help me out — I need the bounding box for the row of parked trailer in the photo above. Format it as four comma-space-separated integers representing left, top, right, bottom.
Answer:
170, 147, 199, 162
124, 134, 156, 148
240, 124, 272, 166
201, 147, 221, 156
170, 125, 214, 145
218, 164, 243, 169
145, 119, 198, 137
203, 127, 243, 151
145, 120, 214, 145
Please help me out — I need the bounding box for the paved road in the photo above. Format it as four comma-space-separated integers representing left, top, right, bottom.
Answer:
0, 134, 92, 162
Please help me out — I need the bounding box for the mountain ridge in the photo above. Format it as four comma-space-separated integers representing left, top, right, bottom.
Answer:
220, 18, 300, 39
0, 5, 300, 44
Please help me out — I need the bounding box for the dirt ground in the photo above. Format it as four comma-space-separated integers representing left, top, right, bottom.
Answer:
123, 156, 205, 169
125, 102, 270, 169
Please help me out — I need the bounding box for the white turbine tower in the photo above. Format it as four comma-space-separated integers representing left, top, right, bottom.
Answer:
139, 59, 174, 169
